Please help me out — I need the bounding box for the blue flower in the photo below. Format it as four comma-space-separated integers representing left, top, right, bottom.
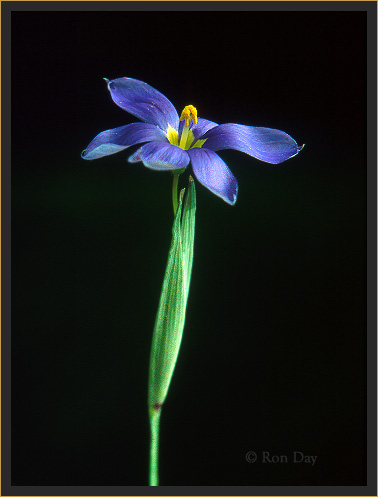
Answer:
82, 78, 303, 205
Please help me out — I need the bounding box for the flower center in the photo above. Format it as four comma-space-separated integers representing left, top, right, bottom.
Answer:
166, 105, 206, 150
179, 105, 197, 149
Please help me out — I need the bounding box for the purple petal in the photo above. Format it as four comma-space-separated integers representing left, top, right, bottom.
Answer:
128, 142, 190, 171
187, 148, 238, 205
82, 123, 167, 160
107, 78, 180, 131
178, 117, 218, 142
191, 118, 218, 141
202, 123, 302, 164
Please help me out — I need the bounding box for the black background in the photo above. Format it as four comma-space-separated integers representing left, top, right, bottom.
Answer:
10, 3, 367, 488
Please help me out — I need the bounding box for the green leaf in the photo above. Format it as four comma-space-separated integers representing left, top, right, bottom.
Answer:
148, 178, 196, 409
181, 176, 196, 298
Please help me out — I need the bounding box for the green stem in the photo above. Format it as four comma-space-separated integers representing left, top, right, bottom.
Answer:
172, 173, 179, 215
149, 406, 162, 486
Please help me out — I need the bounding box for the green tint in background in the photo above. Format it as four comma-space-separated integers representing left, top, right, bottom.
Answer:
10, 8, 367, 487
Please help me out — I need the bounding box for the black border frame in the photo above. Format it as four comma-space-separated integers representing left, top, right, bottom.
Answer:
2, 2, 377, 496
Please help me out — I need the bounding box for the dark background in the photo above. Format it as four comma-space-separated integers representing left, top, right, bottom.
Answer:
10, 3, 367, 488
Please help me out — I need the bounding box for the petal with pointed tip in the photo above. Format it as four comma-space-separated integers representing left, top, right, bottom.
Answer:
187, 148, 238, 205
107, 77, 180, 131
202, 123, 301, 164
128, 142, 190, 171
82, 123, 167, 160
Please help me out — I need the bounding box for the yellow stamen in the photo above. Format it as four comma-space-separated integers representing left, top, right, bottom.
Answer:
179, 105, 198, 148
180, 105, 197, 126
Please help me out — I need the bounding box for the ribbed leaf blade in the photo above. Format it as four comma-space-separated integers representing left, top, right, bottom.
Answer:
148, 179, 196, 408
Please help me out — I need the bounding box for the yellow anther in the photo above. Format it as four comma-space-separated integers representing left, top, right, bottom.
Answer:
180, 105, 197, 126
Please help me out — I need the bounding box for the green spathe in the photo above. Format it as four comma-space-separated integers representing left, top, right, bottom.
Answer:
148, 176, 196, 408
148, 177, 196, 486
